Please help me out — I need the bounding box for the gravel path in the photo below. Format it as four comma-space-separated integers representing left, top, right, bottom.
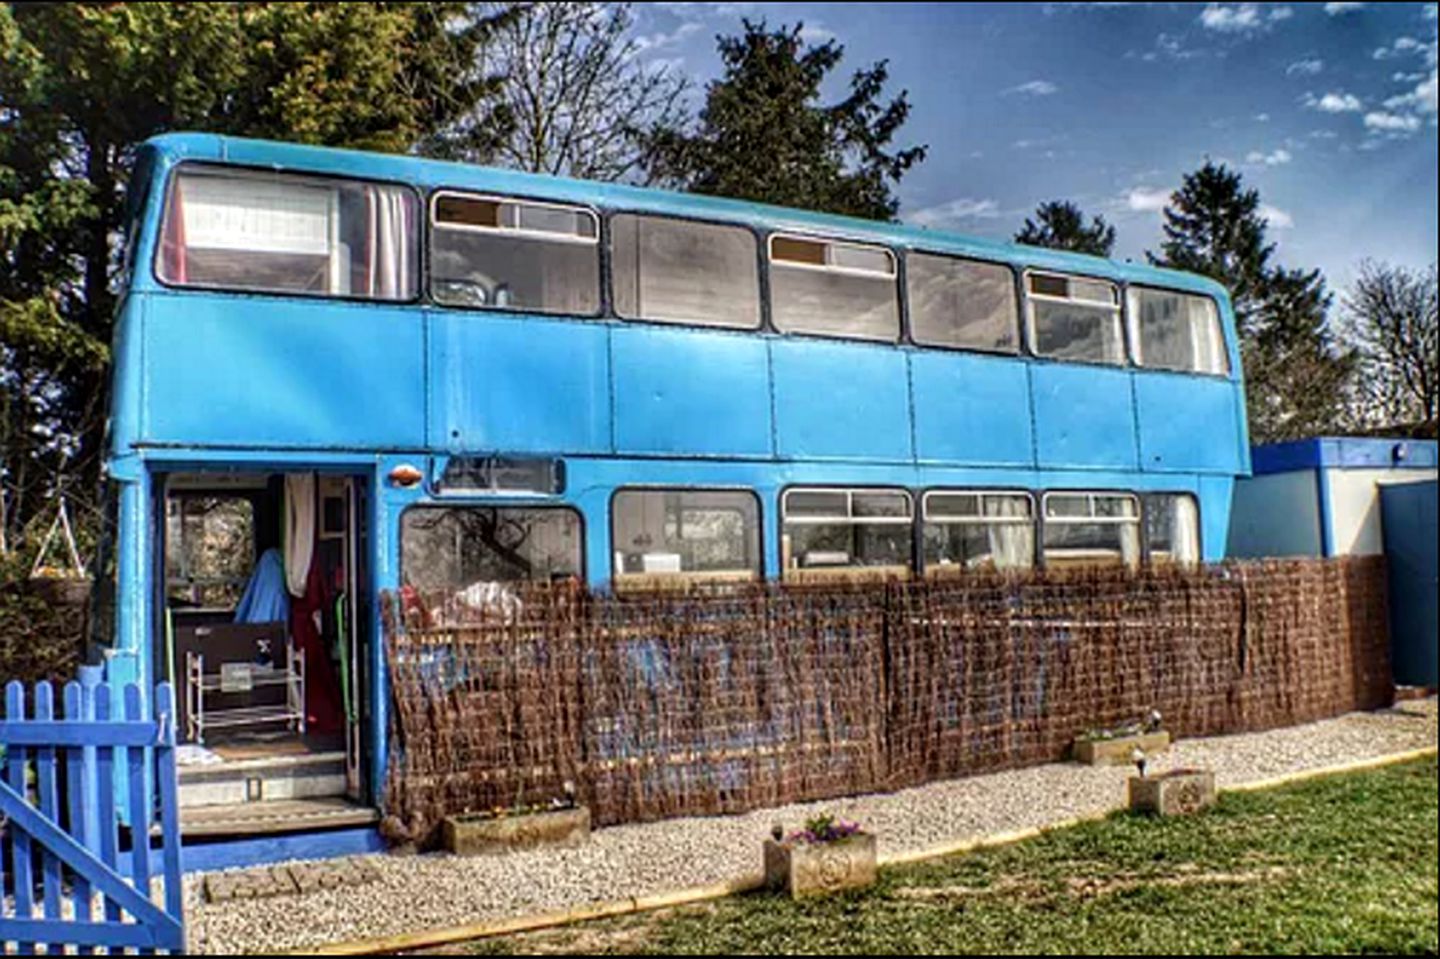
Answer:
185, 699, 1437, 954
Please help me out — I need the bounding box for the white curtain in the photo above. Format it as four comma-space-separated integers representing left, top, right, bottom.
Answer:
1189, 297, 1227, 374
1172, 495, 1201, 565
367, 185, 413, 299
1120, 522, 1142, 570
284, 473, 316, 597
985, 496, 1034, 569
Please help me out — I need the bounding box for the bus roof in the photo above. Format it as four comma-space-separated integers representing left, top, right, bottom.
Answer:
138, 131, 1231, 302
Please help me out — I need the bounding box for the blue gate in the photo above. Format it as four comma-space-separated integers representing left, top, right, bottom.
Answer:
1, 680, 184, 953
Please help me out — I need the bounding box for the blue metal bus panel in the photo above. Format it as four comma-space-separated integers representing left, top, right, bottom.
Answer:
612, 325, 772, 457
141, 295, 426, 449
771, 339, 913, 461
911, 351, 1034, 466
1134, 371, 1245, 473
428, 311, 610, 454
1030, 363, 1138, 470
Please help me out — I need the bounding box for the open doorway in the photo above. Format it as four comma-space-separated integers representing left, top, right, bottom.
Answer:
158, 470, 370, 830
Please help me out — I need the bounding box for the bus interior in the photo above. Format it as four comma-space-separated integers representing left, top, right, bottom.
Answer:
159, 470, 368, 823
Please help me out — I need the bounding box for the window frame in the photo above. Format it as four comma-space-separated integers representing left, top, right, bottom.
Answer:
607, 210, 766, 332
425, 188, 605, 318
151, 160, 424, 306
780, 485, 915, 580
608, 486, 765, 589
919, 488, 1036, 575
1141, 490, 1204, 566
1038, 489, 1142, 570
904, 250, 1024, 356
1125, 284, 1231, 378
397, 501, 588, 589
767, 232, 902, 344
163, 490, 261, 611
1023, 269, 1127, 367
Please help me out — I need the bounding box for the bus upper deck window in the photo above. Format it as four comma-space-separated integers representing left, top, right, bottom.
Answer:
908, 253, 1019, 353
1127, 287, 1229, 376
430, 192, 600, 316
611, 214, 760, 330
1026, 271, 1124, 364
769, 235, 900, 342
156, 166, 418, 301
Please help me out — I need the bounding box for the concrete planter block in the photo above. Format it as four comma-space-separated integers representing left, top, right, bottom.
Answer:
442, 806, 590, 856
1073, 730, 1171, 765
764, 833, 878, 899
1129, 768, 1216, 816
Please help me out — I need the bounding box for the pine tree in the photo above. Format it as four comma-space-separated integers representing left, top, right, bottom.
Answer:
1148, 162, 1352, 442
1015, 201, 1116, 258
640, 20, 926, 221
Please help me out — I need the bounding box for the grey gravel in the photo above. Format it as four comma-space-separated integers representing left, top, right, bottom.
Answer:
185, 698, 1437, 954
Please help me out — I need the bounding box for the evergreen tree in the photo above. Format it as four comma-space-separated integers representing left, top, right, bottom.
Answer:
641, 20, 926, 221
1148, 162, 1352, 442
0, 2, 515, 548
1015, 201, 1116, 258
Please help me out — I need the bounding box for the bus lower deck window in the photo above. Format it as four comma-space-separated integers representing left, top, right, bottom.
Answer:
922, 491, 1034, 573
430, 192, 599, 315
1144, 493, 1201, 565
1127, 287, 1229, 375
157, 166, 418, 300
612, 489, 761, 582
1027, 272, 1124, 364
1042, 492, 1140, 569
782, 487, 913, 577
611, 214, 760, 329
400, 506, 582, 623
769, 235, 900, 341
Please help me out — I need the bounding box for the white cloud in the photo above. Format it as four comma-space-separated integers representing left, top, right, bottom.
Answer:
1127, 187, 1172, 212
797, 22, 836, 44
1259, 204, 1293, 229
1364, 110, 1423, 131
908, 198, 1002, 229
1003, 79, 1060, 96
1286, 58, 1324, 76
1255, 112, 1271, 121
1383, 71, 1438, 116
1246, 147, 1292, 165
1323, 2, 1365, 14
1199, 3, 1292, 33
1304, 91, 1364, 112
633, 20, 702, 54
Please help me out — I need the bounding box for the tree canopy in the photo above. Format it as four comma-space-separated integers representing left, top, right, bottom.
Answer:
1015, 200, 1116, 258
1148, 162, 1353, 442
640, 20, 927, 221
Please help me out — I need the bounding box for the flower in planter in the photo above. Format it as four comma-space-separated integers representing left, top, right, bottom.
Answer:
787, 813, 864, 845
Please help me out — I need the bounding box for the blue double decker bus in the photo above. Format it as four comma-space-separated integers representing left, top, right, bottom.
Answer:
101, 133, 1248, 843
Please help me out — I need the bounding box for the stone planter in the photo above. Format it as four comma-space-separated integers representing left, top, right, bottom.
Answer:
442, 805, 590, 856
764, 833, 878, 899
1128, 768, 1216, 816
1073, 730, 1171, 765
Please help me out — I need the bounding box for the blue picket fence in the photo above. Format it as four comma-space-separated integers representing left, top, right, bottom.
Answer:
1, 680, 184, 954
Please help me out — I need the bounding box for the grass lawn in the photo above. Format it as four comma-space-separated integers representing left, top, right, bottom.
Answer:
468, 756, 1438, 955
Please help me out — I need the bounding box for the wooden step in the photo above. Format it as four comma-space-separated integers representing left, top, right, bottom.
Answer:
180, 797, 379, 838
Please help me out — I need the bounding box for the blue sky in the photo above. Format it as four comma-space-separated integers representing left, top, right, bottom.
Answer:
632, 2, 1438, 292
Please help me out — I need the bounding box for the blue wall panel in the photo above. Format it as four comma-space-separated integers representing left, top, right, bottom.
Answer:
1030, 363, 1138, 470
772, 339, 912, 462
141, 296, 425, 449
1135, 373, 1243, 473
612, 326, 772, 457
911, 351, 1033, 467
428, 311, 610, 453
